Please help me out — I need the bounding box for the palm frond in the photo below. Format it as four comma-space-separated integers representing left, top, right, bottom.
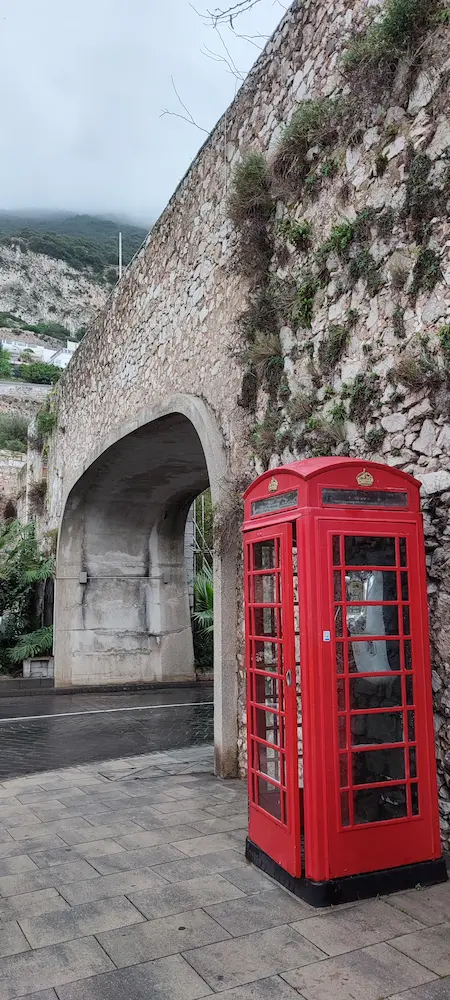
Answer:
192, 567, 214, 635
7, 626, 53, 663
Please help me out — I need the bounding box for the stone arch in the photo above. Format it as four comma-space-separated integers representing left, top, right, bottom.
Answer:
55, 394, 238, 777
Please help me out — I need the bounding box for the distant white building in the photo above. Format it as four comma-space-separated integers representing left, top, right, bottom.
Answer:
1, 339, 78, 369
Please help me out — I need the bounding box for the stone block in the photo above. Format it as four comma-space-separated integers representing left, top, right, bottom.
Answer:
19, 895, 144, 948
54, 955, 211, 1000
97, 907, 230, 967
386, 882, 450, 927
0, 937, 114, 1000
152, 848, 245, 883
128, 873, 244, 920
0, 888, 70, 924
58, 866, 166, 904
184, 924, 325, 991
282, 942, 436, 1000
390, 922, 450, 976
0, 921, 30, 958
294, 898, 423, 956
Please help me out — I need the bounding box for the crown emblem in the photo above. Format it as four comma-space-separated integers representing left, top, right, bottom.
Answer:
268, 477, 278, 493
356, 469, 374, 487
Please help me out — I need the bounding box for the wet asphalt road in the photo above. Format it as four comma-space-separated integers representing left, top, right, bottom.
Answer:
0, 686, 213, 781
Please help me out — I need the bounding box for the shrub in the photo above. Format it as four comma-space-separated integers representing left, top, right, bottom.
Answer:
347, 373, 380, 423
410, 248, 443, 301
244, 333, 284, 396
288, 392, 316, 421
438, 324, 450, 353
271, 98, 344, 195
278, 217, 312, 249
0, 346, 12, 380
228, 152, 273, 227
0, 414, 28, 453
366, 426, 386, 450
318, 324, 349, 371
390, 351, 441, 390
292, 275, 319, 329
16, 361, 62, 385
343, 0, 439, 75
36, 402, 57, 442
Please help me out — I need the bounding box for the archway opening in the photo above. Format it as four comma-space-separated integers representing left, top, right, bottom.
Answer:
55, 401, 238, 776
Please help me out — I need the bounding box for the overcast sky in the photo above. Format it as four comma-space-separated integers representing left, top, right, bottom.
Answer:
0, 0, 285, 226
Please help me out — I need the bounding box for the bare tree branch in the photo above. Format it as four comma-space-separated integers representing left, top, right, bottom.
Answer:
206, 0, 263, 28
160, 76, 209, 133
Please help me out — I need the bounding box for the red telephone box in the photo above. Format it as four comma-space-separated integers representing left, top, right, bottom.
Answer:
243, 458, 447, 906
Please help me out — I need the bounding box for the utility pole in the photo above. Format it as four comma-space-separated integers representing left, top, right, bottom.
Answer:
118, 231, 123, 279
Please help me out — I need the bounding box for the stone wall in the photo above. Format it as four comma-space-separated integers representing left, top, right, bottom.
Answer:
43, 1, 450, 843
0, 380, 49, 420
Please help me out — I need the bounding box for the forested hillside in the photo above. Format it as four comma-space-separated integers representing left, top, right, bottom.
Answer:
0, 212, 148, 278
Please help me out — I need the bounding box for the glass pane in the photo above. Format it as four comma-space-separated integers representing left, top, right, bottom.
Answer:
401, 573, 409, 601
411, 783, 420, 815
253, 540, 276, 570
257, 776, 282, 820
345, 570, 397, 602
409, 747, 417, 779
253, 640, 279, 672
400, 538, 407, 566
406, 676, 414, 705
335, 606, 343, 637
338, 716, 347, 749
333, 535, 341, 566
404, 640, 412, 669
346, 606, 399, 637
345, 536, 396, 567
351, 711, 404, 746
334, 572, 342, 601
252, 490, 298, 517
337, 679, 346, 711
255, 708, 283, 746
341, 791, 350, 826
352, 747, 405, 785
253, 575, 277, 604
350, 675, 403, 710
323, 488, 408, 508
349, 639, 401, 673
354, 784, 407, 824
336, 642, 345, 673
255, 741, 283, 782
340, 754, 348, 787
254, 607, 278, 637
408, 711, 415, 741
403, 606, 411, 636
253, 674, 281, 711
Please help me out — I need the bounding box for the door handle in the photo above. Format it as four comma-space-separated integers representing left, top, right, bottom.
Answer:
286, 669, 292, 687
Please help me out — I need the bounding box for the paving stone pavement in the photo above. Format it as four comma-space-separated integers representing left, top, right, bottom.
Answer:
0, 744, 448, 999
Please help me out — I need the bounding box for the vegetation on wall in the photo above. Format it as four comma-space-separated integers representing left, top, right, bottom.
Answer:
342, 0, 440, 77
227, 0, 447, 472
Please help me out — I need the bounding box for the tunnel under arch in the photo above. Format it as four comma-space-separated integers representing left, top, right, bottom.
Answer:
54, 395, 238, 776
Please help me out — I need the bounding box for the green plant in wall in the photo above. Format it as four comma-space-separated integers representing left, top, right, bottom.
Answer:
390, 346, 441, 390
343, 0, 440, 77
346, 373, 381, 424
410, 247, 443, 301
291, 275, 319, 329
228, 151, 274, 280
438, 324, 450, 355
271, 97, 344, 197
244, 332, 284, 396
278, 217, 312, 250
318, 324, 349, 372
366, 426, 386, 451
288, 392, 316, 421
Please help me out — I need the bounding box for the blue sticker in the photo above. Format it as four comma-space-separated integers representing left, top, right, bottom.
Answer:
323, 630, 331, 642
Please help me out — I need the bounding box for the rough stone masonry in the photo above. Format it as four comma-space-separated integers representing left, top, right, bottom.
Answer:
38, 0, 450, 845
